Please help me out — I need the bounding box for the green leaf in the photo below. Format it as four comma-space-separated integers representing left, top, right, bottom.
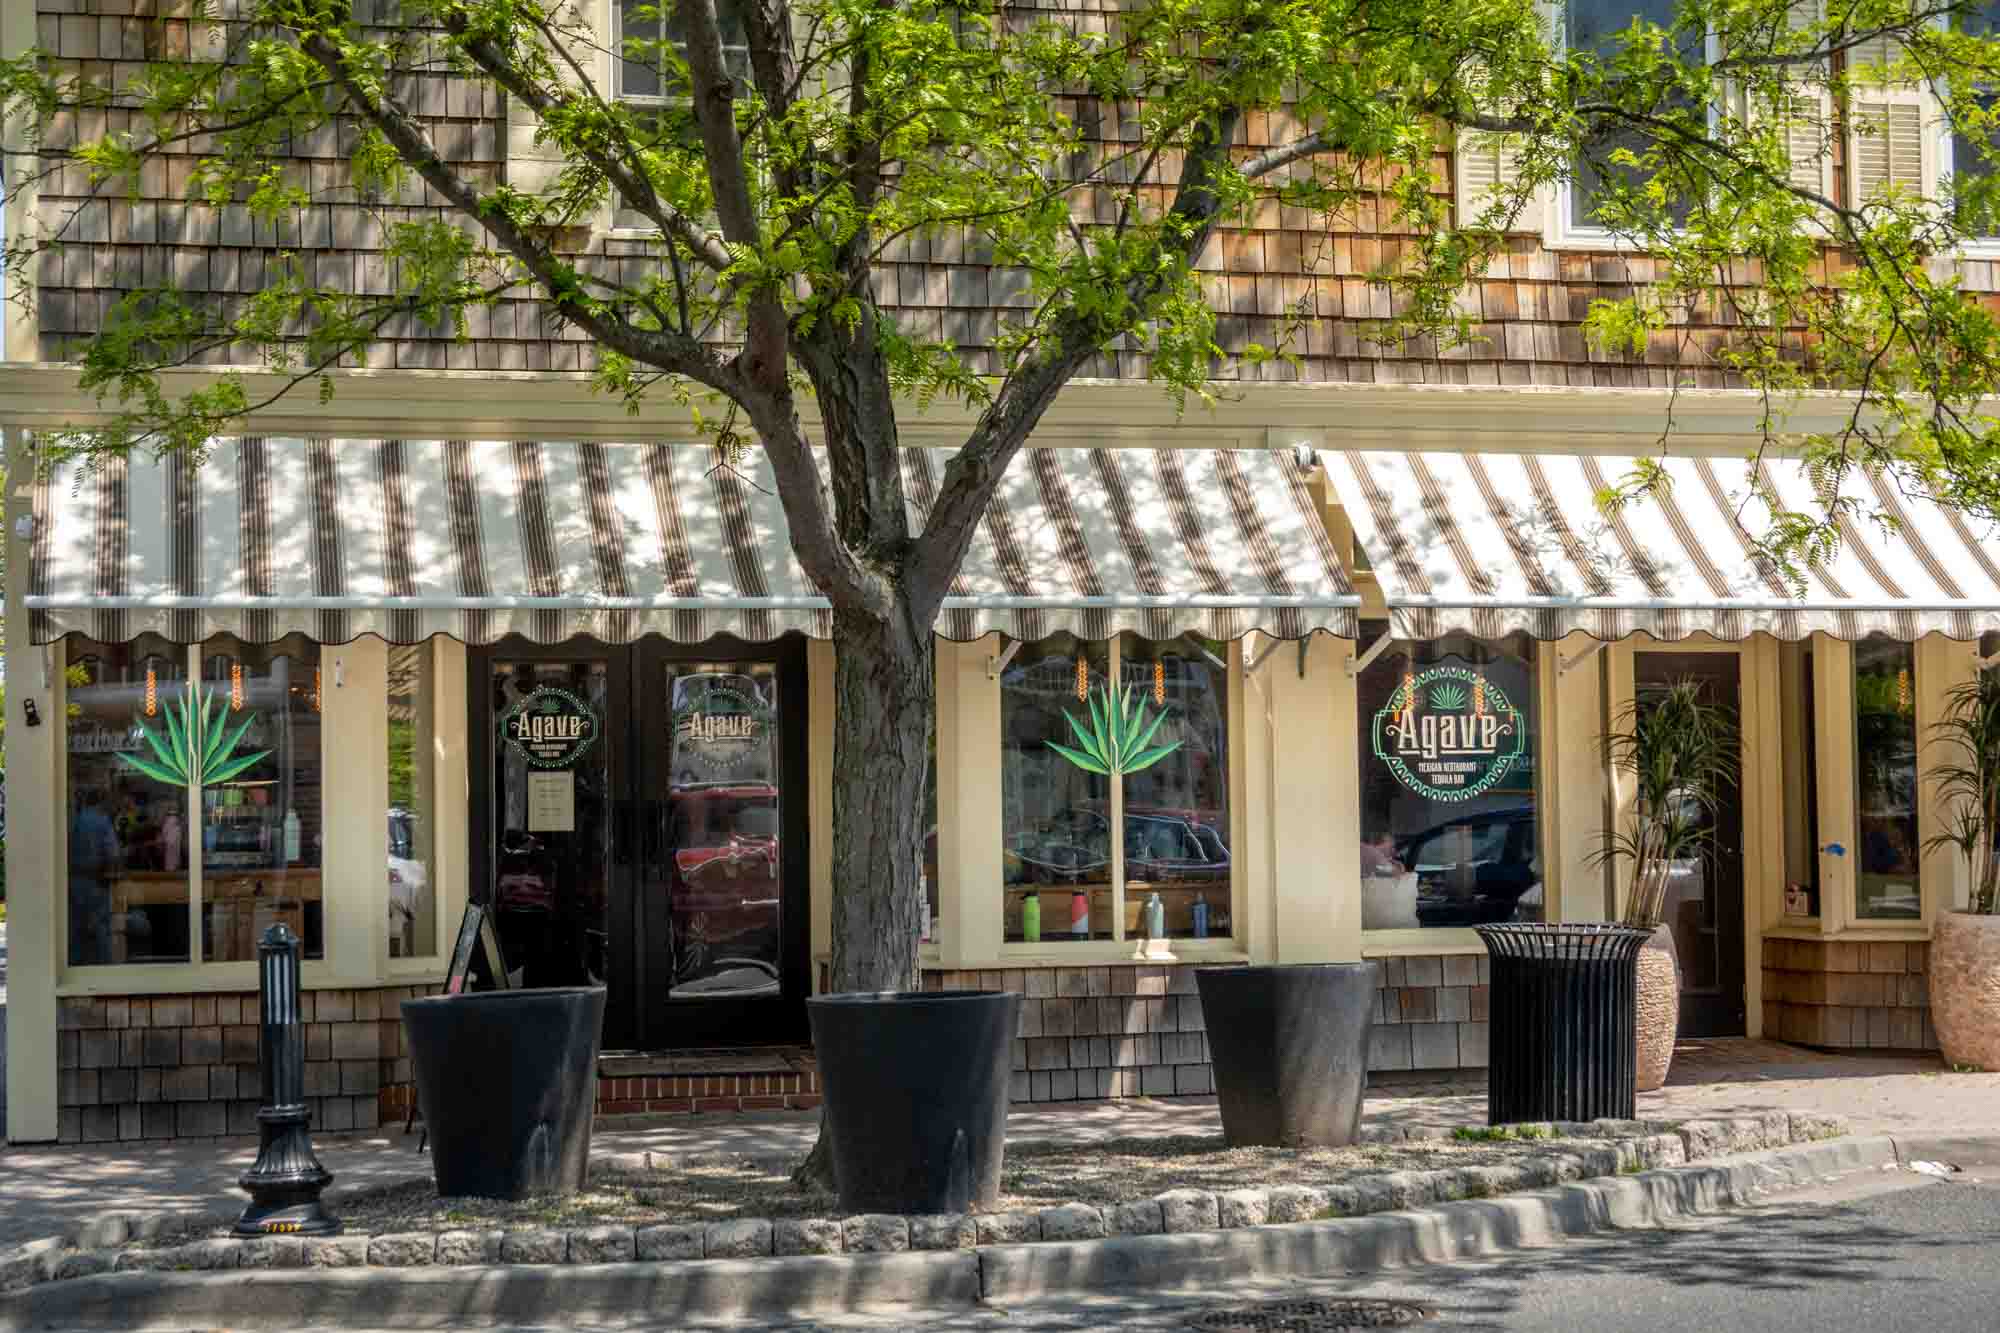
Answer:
1047, 741, 1109, 775
204, 750, 271, 787
115, 752, 186, 787
1126, 740, 1185, 774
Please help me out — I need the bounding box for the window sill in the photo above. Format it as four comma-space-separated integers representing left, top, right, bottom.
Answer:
1361, 928, 1489, 955
1761, 923, 1933, 943
934, 941, 1249, 969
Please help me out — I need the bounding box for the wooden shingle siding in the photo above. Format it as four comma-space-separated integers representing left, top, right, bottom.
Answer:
27, 0, 2000, 381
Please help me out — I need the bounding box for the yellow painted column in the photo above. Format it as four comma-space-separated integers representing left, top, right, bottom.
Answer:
1738, 634, 1783, 1039
1234, 637, 1275, 964
5, 428, 59, 1141
1917, 633, 1977, 919
311, 637, 389, 985
1266, 633, 1359, 963
395, 636, 468, 974
1, 0, 38, 363
937, 637, 1003, 967
1544, 634, 1609, 923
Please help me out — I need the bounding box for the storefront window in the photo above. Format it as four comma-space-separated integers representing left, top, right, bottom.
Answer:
1356, 623, 1542, 930
64, 637, 192, 966
999, 634, 1232, 943
388, 644, 438, 959
1001, 636, 1113, 941
1118, 635, 1232, 940
197, 638, 325, 960
1855, 638, 1921, 920
1780, 640, 1821, 918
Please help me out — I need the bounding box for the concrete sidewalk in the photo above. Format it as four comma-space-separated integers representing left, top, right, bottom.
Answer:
0, 1038, 1992, 1250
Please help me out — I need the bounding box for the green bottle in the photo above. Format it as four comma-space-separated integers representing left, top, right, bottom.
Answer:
1022, 890, 1041, 943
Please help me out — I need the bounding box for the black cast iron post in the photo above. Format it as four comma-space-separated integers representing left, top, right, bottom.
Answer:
235, 923, 340, 1236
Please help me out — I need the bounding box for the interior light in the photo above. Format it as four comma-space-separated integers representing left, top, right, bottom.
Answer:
230, 662, 244, 711
1075, 654, 1089, 702
144, 664, 157, 717
1153, 660, 1165, 707
1897, 667, 1912, 714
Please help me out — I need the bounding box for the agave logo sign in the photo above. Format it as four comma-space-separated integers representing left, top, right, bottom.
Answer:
500, 687, 600, 769
1372, 665, 1524, 802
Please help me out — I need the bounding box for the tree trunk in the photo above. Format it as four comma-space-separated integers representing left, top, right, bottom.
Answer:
793, 598, 936, 1190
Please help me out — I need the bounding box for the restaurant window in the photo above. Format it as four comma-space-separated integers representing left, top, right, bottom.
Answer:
1779, 639, 1821, 918
64, 636, 192, 966
196, 637, 325, 961
64, 635, 325, 965
1356, 623, 1543, 930
388, 644, 438, 959
1854, 637, 1921, 920
1565, 0, 1704, 230
999, 633, 1233, 943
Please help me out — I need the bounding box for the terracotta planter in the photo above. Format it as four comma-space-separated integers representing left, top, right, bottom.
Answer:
1634, 924, 1680, 1092
1929, 912, 2000, 1070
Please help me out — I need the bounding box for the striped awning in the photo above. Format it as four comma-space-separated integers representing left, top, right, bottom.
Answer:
1321, 449, 2000, 642
27, 439, 1356, 646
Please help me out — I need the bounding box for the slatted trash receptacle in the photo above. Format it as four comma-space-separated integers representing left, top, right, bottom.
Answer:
1476, 923, 1653, 1125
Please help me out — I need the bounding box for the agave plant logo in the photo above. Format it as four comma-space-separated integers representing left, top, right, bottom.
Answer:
1050, 682, 1183, 778
1372, 665, 1523, 803
116, 683, 270, 789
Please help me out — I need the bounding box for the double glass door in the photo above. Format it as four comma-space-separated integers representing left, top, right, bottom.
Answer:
471, 636, 809, 1051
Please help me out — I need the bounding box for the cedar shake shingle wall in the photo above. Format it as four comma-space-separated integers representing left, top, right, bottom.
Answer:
30, 0, 2000, 381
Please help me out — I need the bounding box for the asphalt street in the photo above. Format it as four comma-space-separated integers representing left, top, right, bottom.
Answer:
249, 1169, 2000, 1333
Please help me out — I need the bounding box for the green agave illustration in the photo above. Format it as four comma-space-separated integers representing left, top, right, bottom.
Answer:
116, 683, 270, 789
1049, 682, 1183, 778
1428, 683, 1469, 710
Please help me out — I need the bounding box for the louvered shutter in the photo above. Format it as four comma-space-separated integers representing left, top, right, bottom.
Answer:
1847, 34, 1906, 77
1850, 99, 1928, 197
1455, 129, 1526, 223
1777, 0, 1834, 199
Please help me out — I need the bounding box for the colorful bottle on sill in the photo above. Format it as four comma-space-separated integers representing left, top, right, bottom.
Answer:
1192, 892, 1210, 939
283, 809, 302, 865
1022, 890, 1041, 943
1143, 892, 1165, 941
1070, 889, 1090, 937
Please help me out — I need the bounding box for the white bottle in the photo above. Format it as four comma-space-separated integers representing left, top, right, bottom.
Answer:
283, 809, 301, 864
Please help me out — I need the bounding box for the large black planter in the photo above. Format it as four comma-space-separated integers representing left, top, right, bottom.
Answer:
1195, 963, 1376, 1148
1477, 923, 1652, 1125
808, 989, 1019, 1215
401, 986, 606, 1200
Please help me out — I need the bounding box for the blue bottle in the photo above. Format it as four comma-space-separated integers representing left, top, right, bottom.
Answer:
1192, 892, 1209, 939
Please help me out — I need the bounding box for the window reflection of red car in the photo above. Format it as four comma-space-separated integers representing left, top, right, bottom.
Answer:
666, 782, 780, 991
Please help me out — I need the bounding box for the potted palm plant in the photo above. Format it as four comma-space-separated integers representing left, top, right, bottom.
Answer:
1924, 670, 2000, 1070
1593, 679, 1741, 1092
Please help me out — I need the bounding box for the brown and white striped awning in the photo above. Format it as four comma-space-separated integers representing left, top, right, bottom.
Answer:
27, 439, 1357, 646
1321, 449, 2000, 642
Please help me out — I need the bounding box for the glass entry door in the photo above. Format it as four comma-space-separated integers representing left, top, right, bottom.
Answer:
1634, 651, 1746, 1038
471, 636, 809, 1052
638, 640, 809, 1047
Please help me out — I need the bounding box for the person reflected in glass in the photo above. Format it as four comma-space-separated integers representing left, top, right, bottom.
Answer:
1360, 830, 1404, 879
68, 788, 120, 965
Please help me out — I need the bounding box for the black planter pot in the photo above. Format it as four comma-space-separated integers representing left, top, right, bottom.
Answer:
402, 986, 606, 1200
1195, 962, 1376, 1148
1477, 923, 1652, 1125
808, 989, 1019, 1215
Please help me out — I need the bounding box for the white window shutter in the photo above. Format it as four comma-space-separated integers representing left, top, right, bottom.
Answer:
1850, 99, 1928, 199
1847, 34, 1906, 78
1455, 128, 1525, 224
1781, 89, 1834, 198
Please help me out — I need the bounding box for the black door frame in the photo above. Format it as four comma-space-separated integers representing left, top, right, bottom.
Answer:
1632, 649, 1747, 1038
468, 633, 812, 1052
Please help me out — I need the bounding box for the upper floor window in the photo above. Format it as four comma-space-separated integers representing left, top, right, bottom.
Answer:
1566, 0, 1706, 230
1950, 5, 2000, 238
615, 0, 751, 104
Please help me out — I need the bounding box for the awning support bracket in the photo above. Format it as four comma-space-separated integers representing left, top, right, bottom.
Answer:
1345, 630, 1397, 678
1978, 650, 2000, 673
1244, 636, 1284, 677
1559, 641, 1608, 677
986, 638, 1024, 680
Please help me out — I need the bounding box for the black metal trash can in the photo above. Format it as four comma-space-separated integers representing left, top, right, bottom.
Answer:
1476, 924, 1652, 1125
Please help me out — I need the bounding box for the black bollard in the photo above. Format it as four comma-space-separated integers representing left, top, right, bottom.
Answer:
235, 923, 340, 1236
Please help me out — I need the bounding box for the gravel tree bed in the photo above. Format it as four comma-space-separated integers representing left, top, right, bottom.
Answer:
282, 1125, 1643, 1235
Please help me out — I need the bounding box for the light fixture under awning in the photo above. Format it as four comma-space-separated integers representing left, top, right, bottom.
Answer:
1320, 449, 2000, 643
27, 439, 1358, 646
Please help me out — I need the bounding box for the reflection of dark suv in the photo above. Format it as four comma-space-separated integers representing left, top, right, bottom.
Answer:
1395, 805, 1540, 928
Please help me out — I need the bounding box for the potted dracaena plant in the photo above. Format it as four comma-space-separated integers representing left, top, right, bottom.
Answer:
1924, 670, 2000, 1071
1045, 680, 1375, 1149
1593, 679, 1742, 1092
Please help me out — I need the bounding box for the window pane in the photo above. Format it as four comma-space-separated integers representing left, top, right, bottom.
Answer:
1118, 635, 1231, 940
1854, 638, 1921, 920
1357, 625, 1542, 930
618, 0, 665, 99
1568, 0, 1702, 228
66, 637, 191, 966
199, 637, 325, 961
1001, 636, 1112, 941
1779, 641, 1820, 917
388, 645, 437, 959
